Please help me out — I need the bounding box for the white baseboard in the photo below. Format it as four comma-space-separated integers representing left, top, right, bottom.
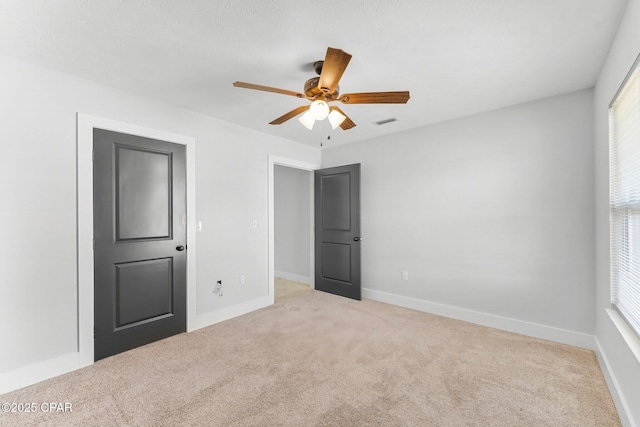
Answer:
189, 295, 272, 331
362, 288, 597, 350
595, 337, 636, 427
0, 352, 79, 396
274, 270, 312, 286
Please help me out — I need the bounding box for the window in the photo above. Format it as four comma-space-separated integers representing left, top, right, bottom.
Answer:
610, 53, 640, 338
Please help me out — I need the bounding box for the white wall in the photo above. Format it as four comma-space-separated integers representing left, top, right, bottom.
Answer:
594, 0, 640, 424
274, 165, 311, 283
322, 89, 595, 341
0, 54, 319, 379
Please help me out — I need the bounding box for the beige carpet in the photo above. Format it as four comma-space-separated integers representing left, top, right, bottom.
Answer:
275, 277, 311, 302
0, 291, 620, 426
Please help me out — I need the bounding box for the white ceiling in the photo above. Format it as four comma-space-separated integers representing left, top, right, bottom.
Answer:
0, 0, 628, 147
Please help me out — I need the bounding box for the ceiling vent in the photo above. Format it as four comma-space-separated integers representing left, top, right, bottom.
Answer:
374, 117, 398, 126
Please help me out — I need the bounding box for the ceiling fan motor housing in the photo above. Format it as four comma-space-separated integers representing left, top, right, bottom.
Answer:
304, 77, 339, 100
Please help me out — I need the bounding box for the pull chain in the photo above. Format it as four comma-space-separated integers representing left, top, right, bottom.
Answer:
319, 120, 331, 147
320, 134, 331, 148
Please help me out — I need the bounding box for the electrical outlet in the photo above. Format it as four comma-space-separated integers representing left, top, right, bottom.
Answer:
401, 271, 409, 280
240, 275, 246, 284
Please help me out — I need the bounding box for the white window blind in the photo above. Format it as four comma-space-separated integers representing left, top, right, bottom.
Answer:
610, 54, 640, 338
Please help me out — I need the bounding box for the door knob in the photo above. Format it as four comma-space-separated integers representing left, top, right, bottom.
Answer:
176, 245, 185, 251
354, 237, 362, 242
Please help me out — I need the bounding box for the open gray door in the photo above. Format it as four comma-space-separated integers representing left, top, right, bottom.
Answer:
93, 128, 187, 361
314, 163, 361, 300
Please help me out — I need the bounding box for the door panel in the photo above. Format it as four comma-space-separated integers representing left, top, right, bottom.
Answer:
321, 173, 351, 230
321, 243, 351, 282
315, 164, 361, 300
93, 128, 186, 361
115, 145, 172, 240
114, 258, 173, 329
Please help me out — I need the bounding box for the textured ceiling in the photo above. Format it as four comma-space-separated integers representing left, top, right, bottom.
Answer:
0, 0, 629, 147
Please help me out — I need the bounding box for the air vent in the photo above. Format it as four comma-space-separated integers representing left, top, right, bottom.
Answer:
374, 118, 398, 126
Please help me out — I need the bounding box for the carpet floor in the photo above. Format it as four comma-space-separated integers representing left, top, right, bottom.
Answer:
275, 277, 311, 302
0, 290, 620, 426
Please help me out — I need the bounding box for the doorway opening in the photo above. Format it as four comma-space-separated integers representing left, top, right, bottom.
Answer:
268, 156, 320, 304
274, 164, 313, 302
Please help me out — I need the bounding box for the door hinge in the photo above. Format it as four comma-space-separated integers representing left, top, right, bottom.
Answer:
92, 150, 94, 161
93, 239, 95, 250
93, 327, 95, 339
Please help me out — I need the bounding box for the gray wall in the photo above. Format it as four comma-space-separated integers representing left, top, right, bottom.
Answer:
274, 165, 311, 282
594, 0, 640, 424
322, 89, 595, 335
0, 53, 320, 375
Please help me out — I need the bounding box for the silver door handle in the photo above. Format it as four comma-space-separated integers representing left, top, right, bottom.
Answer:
354, 237, 362, 242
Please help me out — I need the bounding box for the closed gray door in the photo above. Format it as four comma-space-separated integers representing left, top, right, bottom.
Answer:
315, 164, 361, 300
93, 128, 187, 361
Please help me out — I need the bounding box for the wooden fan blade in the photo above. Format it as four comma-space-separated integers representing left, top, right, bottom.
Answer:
318, 48, 352, 93
330, 106, 356, 130
269, 105, 310, 125
338, 91, 410, 104
233, 81, 305, 98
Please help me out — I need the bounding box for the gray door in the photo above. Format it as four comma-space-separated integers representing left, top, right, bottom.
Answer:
93, 128, 187, 361
314, 164, 361, 300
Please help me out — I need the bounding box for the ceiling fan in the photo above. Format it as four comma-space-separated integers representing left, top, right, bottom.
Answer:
233, 47, 410, 131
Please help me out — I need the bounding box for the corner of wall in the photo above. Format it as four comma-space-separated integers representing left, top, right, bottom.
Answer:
595, 336, 637, 427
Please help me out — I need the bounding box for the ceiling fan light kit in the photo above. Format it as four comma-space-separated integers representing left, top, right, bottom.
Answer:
233, 47, 410, 131
309, 100, 330, 120
298, 110, 316, 130
297, 107, 347, 131
328, 109, 347, 129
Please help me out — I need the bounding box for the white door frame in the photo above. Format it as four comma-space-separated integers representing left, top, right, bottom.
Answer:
268, 155, 320, 304
77, 114, 197, 367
